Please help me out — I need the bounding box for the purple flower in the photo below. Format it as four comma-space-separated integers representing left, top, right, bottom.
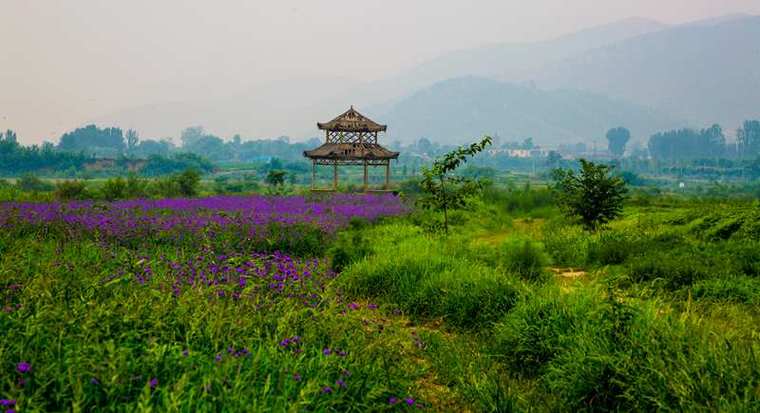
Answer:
215, 353, 222, 362
348, 302, 360, 310
321, 386, 333, 394
292, 373, 302, 382
0, 400, 15, 407
182, 349, 189, 357
90, 377, 100, 385
322, 348, 331, 356
7, 409, 16, 413
368, 303, 378, 310
16, 362, 31, 374
149, 377, 158, 389
388, 396, 399, 405
335, 379, 346, 388
405, 398, 415, 406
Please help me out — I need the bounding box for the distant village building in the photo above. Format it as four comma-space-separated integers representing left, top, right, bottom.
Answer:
303, 107, 399, 191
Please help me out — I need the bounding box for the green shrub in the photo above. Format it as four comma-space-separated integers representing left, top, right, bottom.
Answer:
101, 177, 127, 200
327, 219, 372, 272
628, 245, 722, 290
542, 222, 587, 267
16, 174, 54, 192
500, 239, 550, 281
338, 235, 521, 328
176, 168, 201, 196
691, 276, 760, 304
586, 230, 637, 265
54, 180, 89, 200
542, 303, 760, 411
494, 286, 602, 377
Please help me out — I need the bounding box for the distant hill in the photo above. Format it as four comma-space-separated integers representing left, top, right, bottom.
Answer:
532, 15, 760, 127
91, 15, 760, 144
376, 77, 680, 145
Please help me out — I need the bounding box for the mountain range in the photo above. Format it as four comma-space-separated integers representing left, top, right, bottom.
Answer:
94, 14, 760, 146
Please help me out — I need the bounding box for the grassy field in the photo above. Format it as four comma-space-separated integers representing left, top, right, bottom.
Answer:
1, 186, 759, 411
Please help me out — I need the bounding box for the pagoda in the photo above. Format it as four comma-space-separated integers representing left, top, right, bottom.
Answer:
304, 106, 399, 191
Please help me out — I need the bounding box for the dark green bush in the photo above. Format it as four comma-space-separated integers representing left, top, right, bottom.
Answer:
691, 276, 760, 304
101, 177, 127, 200
500, 239, 550, 281
16, 174, 54, 192
54, 180, 89, 200
339, 237, 521, 328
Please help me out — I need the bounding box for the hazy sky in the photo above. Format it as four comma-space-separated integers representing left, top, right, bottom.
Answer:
2, 0, 759, 143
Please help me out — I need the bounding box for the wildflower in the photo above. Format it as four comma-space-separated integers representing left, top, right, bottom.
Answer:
348, 302, 360, 310
0, 400, 15, 407
149, 378, 158, 389
340, 369, 351, 377
90, 377, 100, 385
215, 353, 222, 362
16, 362, 30, 374
368, 303, 378, 310
292, 373, 302, 382
321, 386, 332, 394
335, 379, 346, 388
405, 398, 415, 406
388, 396, 399, 405
322, 348, 331, 356
182, 349, 189, 357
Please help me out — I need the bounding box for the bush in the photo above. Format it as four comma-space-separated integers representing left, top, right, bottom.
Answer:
338, 234, 521, 328
54, 180, 89, 200
500, 239, 550, 281
176, 169, 201, 197
494, 286, 602, 377
542, 222, 587, 267
101, 177, 127, 201
585, 230, 637, 265
691, 276, 760, 304
16, 174, 54, 192
327, 218, 372, 272
496, 287, 760, 411
542, 303, 760, 411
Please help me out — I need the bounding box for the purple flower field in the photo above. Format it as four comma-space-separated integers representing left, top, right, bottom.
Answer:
0, 193, 408, 246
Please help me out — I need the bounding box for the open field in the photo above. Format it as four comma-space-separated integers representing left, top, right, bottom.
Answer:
1, 188, 759, 411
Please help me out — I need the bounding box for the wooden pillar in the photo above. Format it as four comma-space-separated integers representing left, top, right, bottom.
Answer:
311, 161, 316, 190
363, 161, 368, 192
385, 161, 390, 189
333, 161, 338, 191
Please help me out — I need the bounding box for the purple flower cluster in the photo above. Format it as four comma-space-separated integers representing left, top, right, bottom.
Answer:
0, 194, 408, 244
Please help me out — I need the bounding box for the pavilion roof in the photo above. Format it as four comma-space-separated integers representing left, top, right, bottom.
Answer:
303, 143, 399, 161
317, 106, 387, 133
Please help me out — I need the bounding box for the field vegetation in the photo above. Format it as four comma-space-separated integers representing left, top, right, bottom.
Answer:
1, 161, 759, 411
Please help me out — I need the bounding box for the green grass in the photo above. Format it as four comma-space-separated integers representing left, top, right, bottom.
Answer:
2, 186, 760, 411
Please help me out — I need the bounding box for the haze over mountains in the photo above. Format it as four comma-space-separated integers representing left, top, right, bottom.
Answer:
94, 14, 760, 145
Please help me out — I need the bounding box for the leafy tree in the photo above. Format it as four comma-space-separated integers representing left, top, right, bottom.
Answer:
101, 177, 128, 201
16, 174, 54, 192
175, 169, 201, 197
54, 180, 90, 200
552, 159, 627, 231
418, 135, 493, 233
606, 127, 631, 157
266, 170, 287, 187
3, 129, 17, 144
125, 129, 139, 154
648, 126, 725, 160
58, 125, 125, 156
546, 150, 562, 168
737, 120, 760, 158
